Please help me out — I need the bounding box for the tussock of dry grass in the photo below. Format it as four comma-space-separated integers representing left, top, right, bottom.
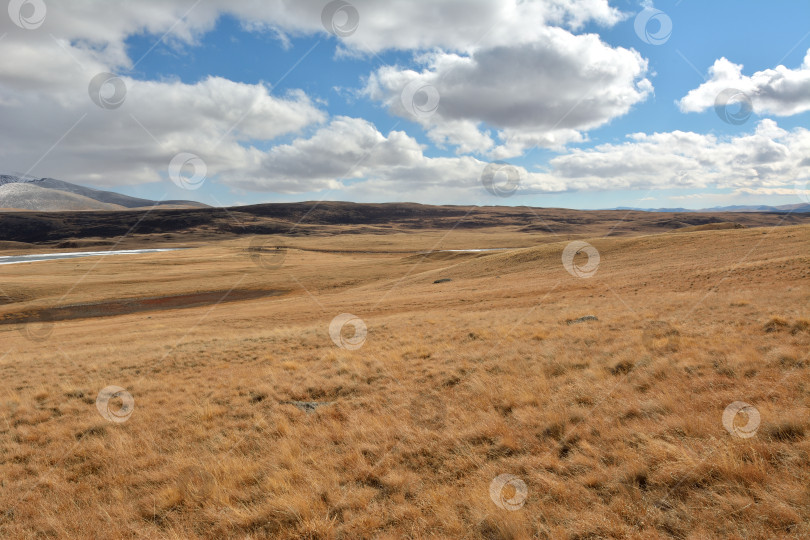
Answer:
0, 225, 808, 538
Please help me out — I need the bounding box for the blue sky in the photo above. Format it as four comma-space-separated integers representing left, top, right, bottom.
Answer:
1, 0, 809, 209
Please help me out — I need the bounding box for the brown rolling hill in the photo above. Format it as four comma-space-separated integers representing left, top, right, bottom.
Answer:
0, 201, 809, 247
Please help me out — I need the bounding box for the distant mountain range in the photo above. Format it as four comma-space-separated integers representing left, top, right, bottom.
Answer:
612, 203, 810, 213
0, 174, 209, 211
1, 173, 808, 214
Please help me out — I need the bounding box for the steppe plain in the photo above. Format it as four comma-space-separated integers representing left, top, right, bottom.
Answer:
0, 203, 808, 539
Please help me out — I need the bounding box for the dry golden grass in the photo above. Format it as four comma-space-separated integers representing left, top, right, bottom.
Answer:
0, 224, 808, 538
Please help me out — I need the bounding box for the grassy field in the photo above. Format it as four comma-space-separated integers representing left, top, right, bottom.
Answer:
1, 223, 808, 538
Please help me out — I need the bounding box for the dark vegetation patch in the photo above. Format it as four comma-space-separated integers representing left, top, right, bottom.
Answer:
2, 203, 808, 245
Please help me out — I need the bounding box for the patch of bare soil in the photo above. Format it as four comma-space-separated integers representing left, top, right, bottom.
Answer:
0, 288, 288, 325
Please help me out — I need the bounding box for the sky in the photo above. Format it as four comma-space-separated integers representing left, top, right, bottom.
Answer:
1, 0, 809, 209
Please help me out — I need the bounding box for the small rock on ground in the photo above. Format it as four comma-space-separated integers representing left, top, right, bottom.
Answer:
567, 315, 599, 325
281, 400, 333, 413
434, 278, 452, 284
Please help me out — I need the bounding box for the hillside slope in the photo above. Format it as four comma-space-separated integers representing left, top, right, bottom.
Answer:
0, 183, 124, 211
0, 174, 209, 210
33, 177, 210, 209
1, 201, 810, 246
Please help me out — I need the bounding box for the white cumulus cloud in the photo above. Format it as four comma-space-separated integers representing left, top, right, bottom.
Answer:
679, 49, 810, 117
364, 27, 651, 158
537, 120, 810, 193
